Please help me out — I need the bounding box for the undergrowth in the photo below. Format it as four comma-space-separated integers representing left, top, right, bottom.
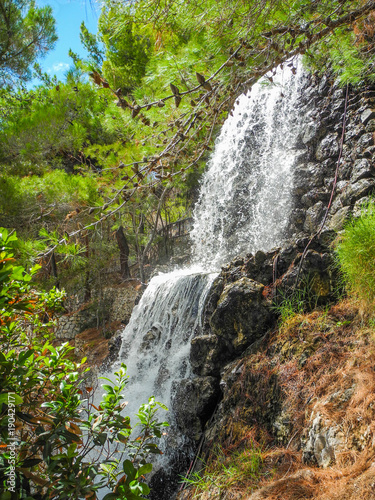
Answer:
272, 273, 328, 324
335, 200, 375, 312
183, 299, 375, 500
182, 442, 267, 498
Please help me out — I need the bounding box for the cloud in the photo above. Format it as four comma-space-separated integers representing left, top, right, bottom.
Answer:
52, 62, 70, 72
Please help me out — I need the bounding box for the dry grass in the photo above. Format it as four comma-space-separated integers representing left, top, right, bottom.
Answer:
182, 299, 375, 500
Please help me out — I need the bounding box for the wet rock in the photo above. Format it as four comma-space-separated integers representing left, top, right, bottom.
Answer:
365, 118, 375, 132
340, 178, 375, 205
361, 108, 375, 125
316, 133, 339, 161
351, 158, 374, 182
303, 201, 325, 233
101, 332, 122, 370
353, 196, 372, 218
140, 326, 161, 351
243, 252, 276, 285
172, 376, 221, 440
210, 277, 273, 356
328, 206, 351, 231
293, 163, 326, 195
300, 189, 330, 208
357, 132, 374, 150
190, 334, 226, 377
302, 121, 326, 145
280, 249, 333, 302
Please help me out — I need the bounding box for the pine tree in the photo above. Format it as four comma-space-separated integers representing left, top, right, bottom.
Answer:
0, 0, 57, 87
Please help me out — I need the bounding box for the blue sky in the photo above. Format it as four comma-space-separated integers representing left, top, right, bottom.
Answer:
35, 0, 100, 79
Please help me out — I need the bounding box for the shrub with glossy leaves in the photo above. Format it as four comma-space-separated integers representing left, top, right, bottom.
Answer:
0, 228, 168, 499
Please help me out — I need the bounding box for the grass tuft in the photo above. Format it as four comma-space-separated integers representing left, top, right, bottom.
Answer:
335, 200, 375, 311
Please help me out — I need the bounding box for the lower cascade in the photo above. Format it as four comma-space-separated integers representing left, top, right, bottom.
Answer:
100, 61, 307, 497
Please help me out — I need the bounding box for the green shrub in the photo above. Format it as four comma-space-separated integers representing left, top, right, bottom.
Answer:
335, 201, 375, 307
0, 228, 168, 499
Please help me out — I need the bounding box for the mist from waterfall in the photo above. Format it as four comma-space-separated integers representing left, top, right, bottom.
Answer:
100, 62, 306, 481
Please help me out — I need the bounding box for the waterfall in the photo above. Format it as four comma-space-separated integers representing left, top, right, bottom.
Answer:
191, 63, 304, 269
100, 61, 305, 489
115, 266, 217, 420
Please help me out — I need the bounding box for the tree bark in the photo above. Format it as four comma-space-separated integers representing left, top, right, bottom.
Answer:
50, 251, 60, 289
116, 226, 131, 279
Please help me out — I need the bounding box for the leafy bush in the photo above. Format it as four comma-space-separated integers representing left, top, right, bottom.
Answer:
0, 228, 167, 499
335, 201, 375, 308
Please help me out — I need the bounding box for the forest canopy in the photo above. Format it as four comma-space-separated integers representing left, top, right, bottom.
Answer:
1, 0, 375, 294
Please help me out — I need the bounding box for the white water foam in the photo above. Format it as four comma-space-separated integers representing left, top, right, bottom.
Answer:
191, 62, 305, 269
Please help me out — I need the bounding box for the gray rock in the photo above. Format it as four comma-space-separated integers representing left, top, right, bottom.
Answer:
302, 121, 326, 145
300, 189, 330, 208
304, 201, 325, 233
361, 108, 375, 125
340, 178, 375, 205
328, 206, 351, 231
357, 132, 374, 150
140, 326, 161, 351
314, 434, 335, 467
351, 158, 374, 183
316, 133, 339, 161
293, 163, 326, 195
302, 414, 344, 468
365, 118, 375, 132
210, 277, 273, 356
190, 334, 225, 376
172, 376, 220, 441
353, 196, 373, 218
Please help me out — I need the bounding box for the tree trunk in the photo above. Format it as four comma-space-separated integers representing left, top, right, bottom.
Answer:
50, 252, 60, 289
84, 234, 91, 302
116, 226, 131, 280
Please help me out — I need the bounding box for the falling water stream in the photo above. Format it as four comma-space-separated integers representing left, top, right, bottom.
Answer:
99, 62, 306, 494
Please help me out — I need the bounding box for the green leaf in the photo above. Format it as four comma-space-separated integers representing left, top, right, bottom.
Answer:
21, 458, 43, 468
123, 459, 136, 480
101, 384, 114, 394
136, 463, 152, 478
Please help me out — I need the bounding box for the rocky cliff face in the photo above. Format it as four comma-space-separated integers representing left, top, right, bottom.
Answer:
289, 72, 375, 236
175, 74, 375, 499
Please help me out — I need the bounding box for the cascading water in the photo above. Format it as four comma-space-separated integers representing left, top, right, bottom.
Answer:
115, 266, 217, 423
100, 62, 306, 495
191, 63, 304, 269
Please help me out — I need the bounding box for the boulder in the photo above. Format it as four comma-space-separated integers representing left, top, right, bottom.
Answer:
210, 277, 273, 356
316, 133, 339, 161
190, 334, 226, 376
172, 376, 221, 441
303, 201, 325, 233
328, 206, 351, 231
350, 158, 374, 183
357, 132, 374, 150
302, 414, 344, 467
361, 108, 375, 125
340, 178, 375, 205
